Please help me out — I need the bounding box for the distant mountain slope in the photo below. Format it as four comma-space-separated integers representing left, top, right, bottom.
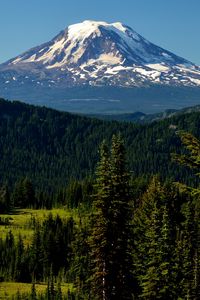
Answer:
0, 98, 199, 190
89, 104, 200, 123
0, 20, 200, 113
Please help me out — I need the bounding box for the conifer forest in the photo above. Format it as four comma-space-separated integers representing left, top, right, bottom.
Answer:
0, 98, 200, 299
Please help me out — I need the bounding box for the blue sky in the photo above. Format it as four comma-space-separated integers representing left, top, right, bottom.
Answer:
0, 0, 199, 64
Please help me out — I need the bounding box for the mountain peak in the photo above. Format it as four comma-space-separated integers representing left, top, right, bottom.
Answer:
8, 19, 143, 68
67, 20, 128, 33
0, 20, 200, 90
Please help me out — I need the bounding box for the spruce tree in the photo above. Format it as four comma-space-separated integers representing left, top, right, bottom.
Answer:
90, 135, 133, 299
135, 177, 177, 299
159, 204, 176, 299
108, 135, 133, 299
172, 131, 200, 196
140, 202, 161, 299
172, 132, 200, 298
90, 140, 111, 299
179, 198, 199, 299
172, 132, 200, 171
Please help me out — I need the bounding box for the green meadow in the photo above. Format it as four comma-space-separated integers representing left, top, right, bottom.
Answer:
0, 282, 73, 299
0, 208, 80, 244
0, 208, 79, 298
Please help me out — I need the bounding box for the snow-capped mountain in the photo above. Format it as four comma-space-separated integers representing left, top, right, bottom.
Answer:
1, 20, 200, 88
0, 20, 200, 114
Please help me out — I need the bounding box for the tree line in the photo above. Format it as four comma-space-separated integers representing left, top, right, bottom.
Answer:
0, 98, 199, 192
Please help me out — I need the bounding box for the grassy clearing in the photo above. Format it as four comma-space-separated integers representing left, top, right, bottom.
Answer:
0, 282, 73, 299
0, 208, 80, 244
0, 208, 78, 298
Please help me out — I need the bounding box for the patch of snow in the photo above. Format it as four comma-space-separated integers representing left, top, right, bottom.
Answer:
134, 68, 153, 76
21, 54, 37, 63
189, 78, 200, 85
90, 73, 98, 78
36, 38, 66, 64
47, 62, 65, 69
11, 57, 22, 64
176, 65, 200, 75
80, 74, 86, 79
97, 53, 121, 65
112, 65, 132, 71
150, 71, 161, 80
105, 65, 132, 75
147, 64, 169, 72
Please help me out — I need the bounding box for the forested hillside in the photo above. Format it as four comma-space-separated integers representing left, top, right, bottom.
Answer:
0, 98, 199, 298
0, 132, 200, 299
0, 98, 199, 193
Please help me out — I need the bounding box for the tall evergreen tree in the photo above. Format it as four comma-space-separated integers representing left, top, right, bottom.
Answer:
108, 135, 133, 299
90, 135, 133, 300
134, 177, 178, 299
140, 202, 161, 299
90, 140, 111, 300
172, 132, 200, 171
172, 131, 200, 196
172, 132, 200, 298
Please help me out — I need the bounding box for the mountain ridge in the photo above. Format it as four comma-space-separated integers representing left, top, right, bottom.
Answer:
88, 104, 200, 123
0, 97, 199, 190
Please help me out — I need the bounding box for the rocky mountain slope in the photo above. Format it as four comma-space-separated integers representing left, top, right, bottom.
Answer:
1, 20, 200, 87
0, 20, 200, 113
